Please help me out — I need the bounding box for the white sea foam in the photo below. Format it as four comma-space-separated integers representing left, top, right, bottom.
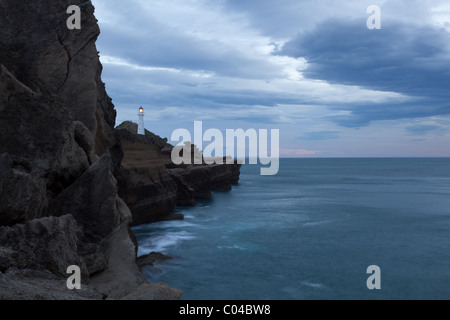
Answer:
301, 281, 326, 289
217, 245, 245, 250
139, 231, 195, 254
302, 220, 332, 227
162, 220, 197, 228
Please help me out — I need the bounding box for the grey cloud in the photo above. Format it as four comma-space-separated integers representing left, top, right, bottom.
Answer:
96, 4, 281, 80
277, 19, 450, 126
297, 131, 341, 141
405, 124, 442, 135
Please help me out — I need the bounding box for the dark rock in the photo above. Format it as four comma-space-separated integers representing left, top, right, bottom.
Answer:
0, 0, 181, 300
116, 164, 178, 226
137, 252, 173, 270
49, 153, 120, 244
0, 215, 88, 279
117, 121, 173, 152
115, 123, 242, 225
120, 282, 182, 300
169, 171, 197, 206
0, 153, 48, 226
89, 221, 143, 299
128, 226, 139, 259
170, 161, 242, 200
0, 0, 112, 228
0, 268, 103, 300
117, 121, 138, 135
0, 0, 241, 300
115, 128, 179, 226
48, 153, 133, 275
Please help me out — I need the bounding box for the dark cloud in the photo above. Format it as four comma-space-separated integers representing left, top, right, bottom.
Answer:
223, 0, 372, 38
325, 100, 450, 128
94, 0, 450, 158
277, 20, 450, 126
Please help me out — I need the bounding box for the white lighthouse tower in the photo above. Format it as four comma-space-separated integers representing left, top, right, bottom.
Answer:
138, 106, 145, 135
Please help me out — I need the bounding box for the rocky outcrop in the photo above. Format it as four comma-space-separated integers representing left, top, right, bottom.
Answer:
170, 162, 242, 199
137, 252, 173, 271
0, 215, 86, 278
89, 217, 150, 299
116, 122, 242, 225
0, 269, 103, 300
0, 0, 180, 300
117, 121, 173, 153
115, 126, 180, 225
0, 0, 241, 299
121, 282, 182, 300
169, 172, 197, 206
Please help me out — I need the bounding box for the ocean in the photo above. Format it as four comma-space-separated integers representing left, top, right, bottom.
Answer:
132, 158, 450, 300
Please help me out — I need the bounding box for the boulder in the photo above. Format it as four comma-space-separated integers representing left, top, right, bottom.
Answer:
137, 252, 173, 270
121, 283, 182, 300
0, 269, 103, 300
0, 215, 87, 279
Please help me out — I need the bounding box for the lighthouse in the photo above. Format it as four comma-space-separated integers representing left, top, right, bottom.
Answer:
138, 106, 145, 135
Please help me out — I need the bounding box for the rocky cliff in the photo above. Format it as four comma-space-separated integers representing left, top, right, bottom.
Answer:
116, 122, 242, 226
0, 0, 181, 300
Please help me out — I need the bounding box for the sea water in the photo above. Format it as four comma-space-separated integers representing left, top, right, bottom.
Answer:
132, 158, 450, 300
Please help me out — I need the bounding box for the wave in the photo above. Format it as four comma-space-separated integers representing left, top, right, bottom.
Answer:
302, 220, 332, 227
217, 245, 245, 250
301, 281, 326, 289
162, 220, 197, 228
138, 231, 195, 254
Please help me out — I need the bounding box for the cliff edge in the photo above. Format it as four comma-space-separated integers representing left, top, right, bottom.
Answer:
0, 0, 180, 300
116, 122, 242, 226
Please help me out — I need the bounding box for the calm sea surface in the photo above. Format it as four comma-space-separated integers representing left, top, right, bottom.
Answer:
133, 158, 450, 300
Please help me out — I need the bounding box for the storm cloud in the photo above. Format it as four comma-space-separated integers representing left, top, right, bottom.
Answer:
92, 0, 450, 156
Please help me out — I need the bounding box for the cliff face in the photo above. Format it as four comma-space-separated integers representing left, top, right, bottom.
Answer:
115, 127, 179, 225
0, 0, 180, 300
116, 122, 242, 225
0, 0, 116, 227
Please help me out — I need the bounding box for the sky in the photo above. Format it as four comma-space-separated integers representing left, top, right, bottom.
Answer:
92, 0, 450, 157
